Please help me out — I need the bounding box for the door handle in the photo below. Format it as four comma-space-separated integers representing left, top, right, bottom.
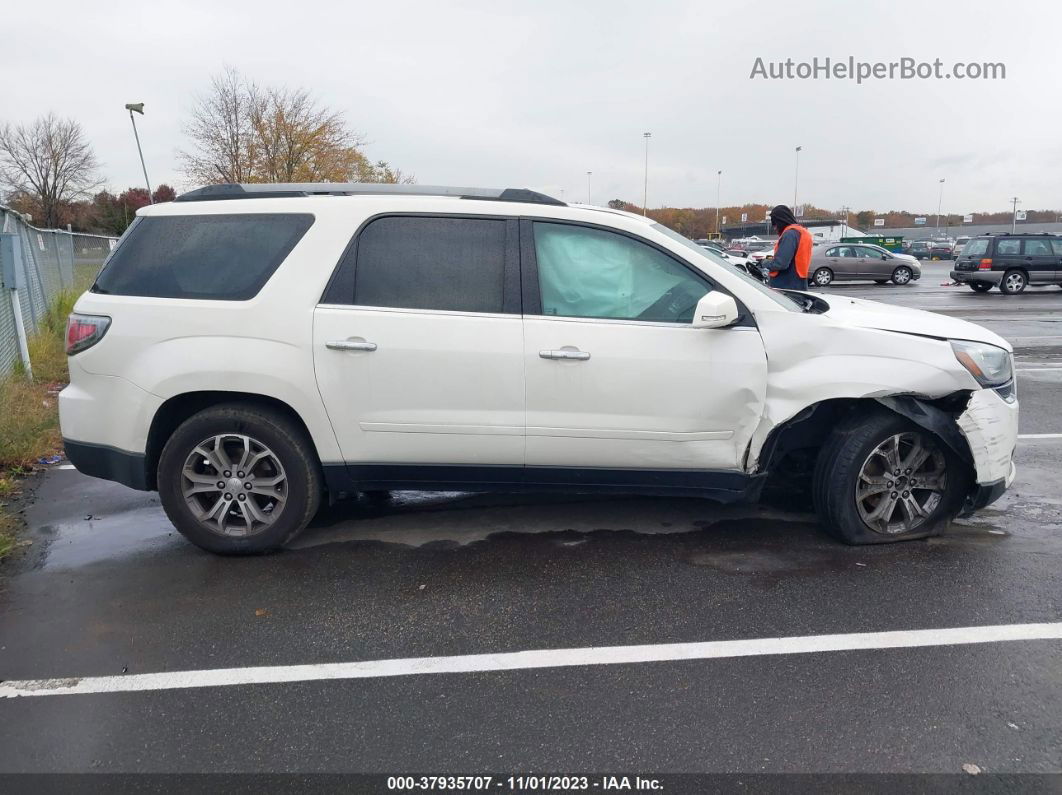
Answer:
326, 340, 377, 352
539, 349, 590, 361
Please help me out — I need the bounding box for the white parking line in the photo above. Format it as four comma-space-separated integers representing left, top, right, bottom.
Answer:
1018, 433, 1062, 440
2, 622, 1060, 699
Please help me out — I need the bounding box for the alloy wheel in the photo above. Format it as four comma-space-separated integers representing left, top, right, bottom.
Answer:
181, 434, 288, 537
1004, 272, 1026, 293
855, 432, 947, 535
893, 267, 912, 284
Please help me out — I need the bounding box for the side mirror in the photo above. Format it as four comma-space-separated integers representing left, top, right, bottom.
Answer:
692, 292, 739, 329
881, 254, 889, 260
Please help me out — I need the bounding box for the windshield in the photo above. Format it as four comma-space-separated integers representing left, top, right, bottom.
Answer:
650, 223, 802, 311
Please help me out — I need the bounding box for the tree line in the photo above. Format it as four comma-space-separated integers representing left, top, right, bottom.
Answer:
608, 200, 1061, 240
0, 68, 412, 235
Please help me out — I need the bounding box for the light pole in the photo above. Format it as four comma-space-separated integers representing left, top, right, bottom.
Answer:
935, 178, 945, 233
715, 170, 722, 236
1011, 197, 1021, 233
793, 145, 802, 209
125, 103, 153, 204
642, 132, 651, 216
586, 171, 592, 205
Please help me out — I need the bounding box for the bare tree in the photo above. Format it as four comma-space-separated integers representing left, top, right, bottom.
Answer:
0, 113, 102, 228
179, 68, 412, 185
179, 67, 259, 184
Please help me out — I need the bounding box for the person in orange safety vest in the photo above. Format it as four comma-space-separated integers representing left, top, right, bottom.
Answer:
767, 204, 812, 290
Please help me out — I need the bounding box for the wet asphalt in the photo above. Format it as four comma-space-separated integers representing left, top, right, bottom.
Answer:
0, 265, 1060, 775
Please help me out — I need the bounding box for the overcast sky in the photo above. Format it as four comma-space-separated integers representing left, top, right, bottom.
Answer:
3, 0, 1060, 214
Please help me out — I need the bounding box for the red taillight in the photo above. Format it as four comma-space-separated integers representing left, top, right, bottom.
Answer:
66, 314, 111, 355
978, 258, 993, 270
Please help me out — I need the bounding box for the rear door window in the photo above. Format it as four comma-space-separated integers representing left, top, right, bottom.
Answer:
93, 214, 314, 300
1024, 239, 1053, 256
352, 216, 509, 313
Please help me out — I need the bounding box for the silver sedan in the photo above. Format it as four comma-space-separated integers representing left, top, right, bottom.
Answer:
809, 244, 922, 286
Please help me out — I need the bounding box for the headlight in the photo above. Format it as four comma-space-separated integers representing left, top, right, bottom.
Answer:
950, 340, 1013, 387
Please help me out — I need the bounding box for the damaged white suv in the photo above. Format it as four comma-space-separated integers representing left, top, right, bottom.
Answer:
60, 183, 1017, 554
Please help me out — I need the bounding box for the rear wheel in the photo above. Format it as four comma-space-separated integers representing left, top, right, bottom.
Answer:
969, 282, 993, 293
158, 404, 322, 554
813, 410, 969, 544
812, 267, 833, 286
999, 270, 1027, 294
891, 265, 913, 285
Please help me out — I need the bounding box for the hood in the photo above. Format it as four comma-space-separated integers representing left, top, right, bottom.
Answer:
815, 295, 1012, 351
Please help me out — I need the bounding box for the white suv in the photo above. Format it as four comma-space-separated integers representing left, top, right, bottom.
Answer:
60, 183, 1018, 554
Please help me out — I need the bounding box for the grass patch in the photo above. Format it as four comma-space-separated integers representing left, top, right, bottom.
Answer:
0, 289, 79, 560
0, 511, 17, 560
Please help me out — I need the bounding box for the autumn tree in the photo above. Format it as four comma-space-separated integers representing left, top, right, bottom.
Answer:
0, 113, 102, 228
180, 69, 411, 185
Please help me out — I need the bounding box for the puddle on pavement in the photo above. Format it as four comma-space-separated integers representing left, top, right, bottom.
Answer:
291, 492, 815, 551
687, 547, 854, 577
930, 523, 1011, 546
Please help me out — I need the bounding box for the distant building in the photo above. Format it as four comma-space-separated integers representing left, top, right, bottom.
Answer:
721, 218, 865, 244
880, 221, 1062, 240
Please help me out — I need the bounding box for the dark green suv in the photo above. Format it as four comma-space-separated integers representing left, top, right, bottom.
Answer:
950, 233, 1062, 294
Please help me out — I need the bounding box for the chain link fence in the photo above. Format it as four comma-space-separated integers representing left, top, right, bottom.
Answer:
0, 205, 117, 375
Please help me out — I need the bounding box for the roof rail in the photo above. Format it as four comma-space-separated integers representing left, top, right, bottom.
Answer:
174, 183, 566, 206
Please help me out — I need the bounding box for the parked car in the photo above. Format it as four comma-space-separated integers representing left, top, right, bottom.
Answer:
61, 182, 1016, 554
950, 232, 1062, 294
744, 240, 774, 253
808, 244, 922, 286
952, 236, 971, 258
908, 240, 934, 260
694, 239, 727, 254
929, 242, 954, 260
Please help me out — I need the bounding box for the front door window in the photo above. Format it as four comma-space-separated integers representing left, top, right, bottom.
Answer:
533, 223, 710, 323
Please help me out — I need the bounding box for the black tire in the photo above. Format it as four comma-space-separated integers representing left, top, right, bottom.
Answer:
158, 404, 322, 555
891, 265, 913, 285
969, 282, 993, 293
999, 269, 1027, 295
812, 409, 970, 545
812, 267, 833, 286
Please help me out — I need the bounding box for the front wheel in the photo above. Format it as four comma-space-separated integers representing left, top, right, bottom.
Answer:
813, 410, 970, 544
158, 404, 322, 554
999, 270, 1028, 295
891, 266, 913, 285
969, 282, 993, 293
812, 267, 833, 286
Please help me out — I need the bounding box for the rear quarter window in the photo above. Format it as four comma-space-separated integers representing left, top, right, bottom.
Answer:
93, 214, 314, 300
995, 239, 1021, 256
